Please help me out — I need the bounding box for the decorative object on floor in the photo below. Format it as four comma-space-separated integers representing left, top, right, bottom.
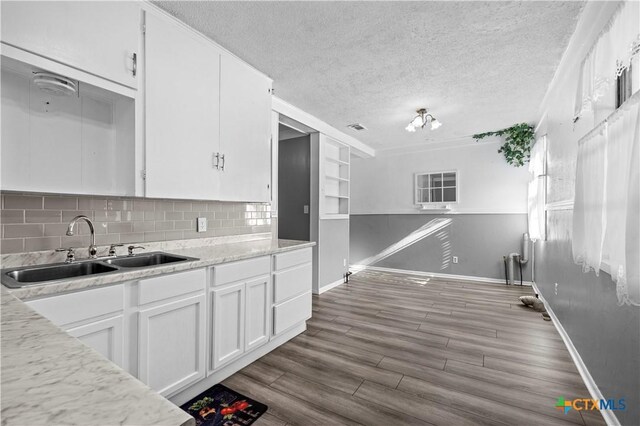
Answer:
473, 123, 535, 166
180, 384, 268, 426
405, 108, 442, 132
519, 295, 550, 321
519, 295, 537, 306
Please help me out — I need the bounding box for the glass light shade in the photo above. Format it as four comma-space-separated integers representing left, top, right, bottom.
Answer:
410, 115, 424, 127
431, 119, 442, 130
405, 124, 416, 132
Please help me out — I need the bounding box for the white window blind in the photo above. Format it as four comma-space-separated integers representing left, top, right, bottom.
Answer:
572, 92, 640, 306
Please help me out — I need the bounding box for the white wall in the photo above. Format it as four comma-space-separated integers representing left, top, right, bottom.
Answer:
351, 141, 530, 214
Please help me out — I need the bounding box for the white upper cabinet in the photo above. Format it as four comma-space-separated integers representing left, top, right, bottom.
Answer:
144, 11, 221, 200
219, 53, 272, 202
1, 1, 140, 89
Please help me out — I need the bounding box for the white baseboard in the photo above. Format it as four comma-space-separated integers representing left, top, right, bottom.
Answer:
532, 282, 621, 426
317, 277, 345, 294
351, 265, 532, 287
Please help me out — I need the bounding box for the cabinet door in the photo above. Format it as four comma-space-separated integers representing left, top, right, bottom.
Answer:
245, 276, 270, 351
145, 11, 221, 200
219, 53, 272, 202
66, 315, 124, 369
138, 294, 206, 397
211, 282, 245, 370
1, 1, 140, 88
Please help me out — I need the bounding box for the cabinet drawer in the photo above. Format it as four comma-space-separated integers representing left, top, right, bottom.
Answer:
273, 247, 312, 271
26, 284, 123, 327
273, 291, 312, 335
273, 263, 312, 304
138, 269, 205, 305
213, 256, 270, 286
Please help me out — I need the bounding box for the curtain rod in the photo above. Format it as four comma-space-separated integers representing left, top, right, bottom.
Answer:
578, 89, 640, 146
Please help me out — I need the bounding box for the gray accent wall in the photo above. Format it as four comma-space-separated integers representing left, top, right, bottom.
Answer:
350, 214, 531, 282
535, 211, 639, 425
278, 136, 310, 241
318, 218, 349, 290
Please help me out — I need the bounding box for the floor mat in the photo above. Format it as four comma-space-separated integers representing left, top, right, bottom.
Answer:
180, 383, 268, 426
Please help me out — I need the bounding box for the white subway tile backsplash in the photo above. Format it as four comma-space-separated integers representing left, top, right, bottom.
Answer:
5, 224, 44, 238
1, 210, 24, 224
0, 192, 271, 254
43, 196, 78, 210
25, 210, 62, 223
4, 195, 43, 210
25, 237, 60, 251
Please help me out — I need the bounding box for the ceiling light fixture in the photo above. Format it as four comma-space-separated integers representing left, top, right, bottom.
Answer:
405, 108, 442, 132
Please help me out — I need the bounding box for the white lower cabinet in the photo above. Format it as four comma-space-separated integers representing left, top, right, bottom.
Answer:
138, 294, 206, 396
26, 284, 125, 368
66, 315, 124, 367
245, 276, 270, 351
210, 256, 271, 372
136, 269, 207, 397
22, 248, 313, 401
272, 248, 313, 337
211, 282, 245, 369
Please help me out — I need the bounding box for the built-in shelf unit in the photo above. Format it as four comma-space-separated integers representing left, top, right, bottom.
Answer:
320, 136, 350, 219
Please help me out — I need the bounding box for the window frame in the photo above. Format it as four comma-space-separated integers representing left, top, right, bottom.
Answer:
414, 170, 459, 205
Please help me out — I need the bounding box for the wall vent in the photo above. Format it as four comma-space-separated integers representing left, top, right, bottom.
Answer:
347, 123, 367, 131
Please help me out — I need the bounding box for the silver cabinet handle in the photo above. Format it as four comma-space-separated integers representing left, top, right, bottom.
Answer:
213, 152, 220, 170
220, 154, 225, 171
132, 53, 137, 77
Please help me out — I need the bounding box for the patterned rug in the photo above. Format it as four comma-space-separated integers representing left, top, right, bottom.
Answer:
180, 384, 268, 426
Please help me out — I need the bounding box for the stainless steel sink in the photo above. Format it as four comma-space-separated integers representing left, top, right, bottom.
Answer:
1, 251, 198, 288
3, 262, 119, 288
103, 252, 193, 268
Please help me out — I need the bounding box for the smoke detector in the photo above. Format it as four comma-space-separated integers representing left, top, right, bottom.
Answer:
32, 72, 77, 96
347, 123, 367, 131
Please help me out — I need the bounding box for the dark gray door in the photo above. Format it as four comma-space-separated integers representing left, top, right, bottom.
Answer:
278, 135, 310, 241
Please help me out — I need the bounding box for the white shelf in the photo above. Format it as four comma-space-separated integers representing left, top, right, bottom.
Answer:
325, 156, 350, 166
325, 174, 349, 182
320, 136, 350, 219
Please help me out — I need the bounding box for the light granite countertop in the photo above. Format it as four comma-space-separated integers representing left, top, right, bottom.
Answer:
0, 237, 314, 426
1, 287, 195, 426
4, 237, 315, 300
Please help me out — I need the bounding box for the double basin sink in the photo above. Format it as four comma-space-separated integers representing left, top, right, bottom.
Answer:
1, 252, 199, 288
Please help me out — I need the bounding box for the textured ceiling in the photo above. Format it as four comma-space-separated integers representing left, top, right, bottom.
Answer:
154, 1, 584, 151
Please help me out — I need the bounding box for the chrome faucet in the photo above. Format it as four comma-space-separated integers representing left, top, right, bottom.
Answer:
66, 215, 98, 258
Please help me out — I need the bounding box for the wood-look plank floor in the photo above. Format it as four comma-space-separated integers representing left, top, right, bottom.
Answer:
223, 270, 606, 426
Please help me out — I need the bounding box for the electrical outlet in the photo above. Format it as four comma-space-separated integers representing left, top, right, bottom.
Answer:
452, 256, 459, 264
555, 282, 558, 295
197, 217, 207, 233
343, 258, 347, 267
303, 205, 310, 214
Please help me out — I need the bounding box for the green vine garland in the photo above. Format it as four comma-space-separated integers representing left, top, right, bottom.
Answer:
473, 123, 535, 167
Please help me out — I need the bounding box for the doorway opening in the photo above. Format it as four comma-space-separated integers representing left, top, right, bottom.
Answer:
277, 121, 311, 241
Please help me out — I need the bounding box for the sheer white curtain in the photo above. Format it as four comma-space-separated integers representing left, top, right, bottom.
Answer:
572, 128, 607, 273
528, 137, 546, 240
605, 98, 640, 304
572, 93, 640, 305
574, 0, 640, 118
